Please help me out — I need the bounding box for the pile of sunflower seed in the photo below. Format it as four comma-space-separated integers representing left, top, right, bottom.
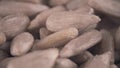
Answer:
0, 0, 120, 68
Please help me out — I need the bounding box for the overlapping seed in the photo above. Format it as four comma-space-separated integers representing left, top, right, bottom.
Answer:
28, 6, 66, 31
46, 11, 100, 32
60, 30, 102, 58
0, 0, 119, 68
88, 0, 120, 18
32, 28, 78, 50
0, 1, 48, 17
10, 32, 34, 56
0, 48, 59, 68
0, 14, 30, 39
66, 0, 89, 10
74, 6, 94, 14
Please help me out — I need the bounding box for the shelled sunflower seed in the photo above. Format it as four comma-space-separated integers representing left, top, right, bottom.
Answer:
0, 0, 120, 68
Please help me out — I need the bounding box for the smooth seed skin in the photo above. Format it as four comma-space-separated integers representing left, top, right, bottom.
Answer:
11, 32, 34, 56
60, 30, 102, 58
74, 6, 94, 14
66, 0, 89, 10
28, 6, 66, 31
0, 14, 30, 39
32, 27, 78, 50
54, 58, 78, 68
46, 11, 101, 32
88, 0, 120, 18
0, 1, 49, 17
0, 32, 6, 45
1, 48, 59, 68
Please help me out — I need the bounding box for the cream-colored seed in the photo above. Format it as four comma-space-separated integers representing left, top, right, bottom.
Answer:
32, 27, 78, 50
11, 32, 34, 56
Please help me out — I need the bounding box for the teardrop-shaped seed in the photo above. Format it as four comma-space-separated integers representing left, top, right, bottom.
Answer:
88, 0, 120, 18
11, 32, 34, 56
46, 11, 100, 32
28, 6, 66, 31
0, 14, 30, 39
66, 0, 89, 10
74, 6, 94, 14
0, 1, 48, 17
0, 48, 59, 68
32, 28, 78, 50
60, 29, 102, 58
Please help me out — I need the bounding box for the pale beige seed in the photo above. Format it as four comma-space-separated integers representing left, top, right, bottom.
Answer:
66, 0, 89, 10
88, 0, 120, 18
0, 32, 6, 45
0, 48, 59, 68
60, 29, 102, 58
71, 51, 93, 65
80, 51, 112, 68
28, 6, 66, 31
115, 27, 120, 51
49, 0, 71, 6
1, 0, 43, 4
54, 58, 78, 68
39, 27, 52, 39
0, 1, 48, 17
46, 11, 101, 32
32, 28, 78, 50
0, 14, 30, 39
74, 6, 94, 14
11, 32, 34, 56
